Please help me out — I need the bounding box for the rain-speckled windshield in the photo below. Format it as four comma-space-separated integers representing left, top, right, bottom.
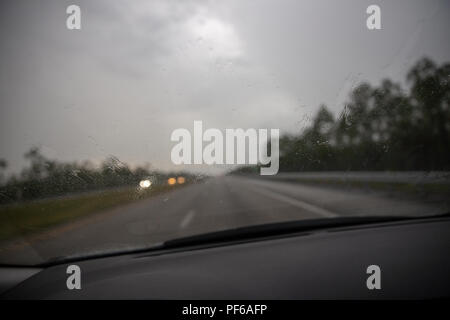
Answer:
0, 0, 449, 265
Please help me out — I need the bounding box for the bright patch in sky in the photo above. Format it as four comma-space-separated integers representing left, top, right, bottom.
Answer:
188, 16, 242, 59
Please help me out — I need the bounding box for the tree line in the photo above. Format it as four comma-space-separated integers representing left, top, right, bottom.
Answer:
234, 57, 450, 173
0, 148, 197, 204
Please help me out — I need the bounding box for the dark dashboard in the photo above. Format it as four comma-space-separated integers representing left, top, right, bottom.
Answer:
1, 216, 450, 299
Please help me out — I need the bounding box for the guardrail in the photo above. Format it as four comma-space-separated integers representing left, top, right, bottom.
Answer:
252, 171, 450, 184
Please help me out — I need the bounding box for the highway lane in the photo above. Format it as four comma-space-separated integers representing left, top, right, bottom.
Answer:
0, 176, 446, 265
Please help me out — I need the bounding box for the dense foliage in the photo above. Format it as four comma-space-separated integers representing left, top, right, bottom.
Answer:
0, 150, 196, 204
238, 58, 450, 173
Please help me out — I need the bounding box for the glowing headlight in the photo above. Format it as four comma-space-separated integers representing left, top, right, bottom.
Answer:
139, 179, 151, 188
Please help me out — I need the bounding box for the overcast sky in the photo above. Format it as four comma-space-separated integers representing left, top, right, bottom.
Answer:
1, 0, 449, 175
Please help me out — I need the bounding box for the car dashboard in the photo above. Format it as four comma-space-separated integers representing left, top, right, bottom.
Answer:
1, 216, 449, 299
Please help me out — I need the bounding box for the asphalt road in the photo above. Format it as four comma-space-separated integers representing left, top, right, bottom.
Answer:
0, 176, 447, 265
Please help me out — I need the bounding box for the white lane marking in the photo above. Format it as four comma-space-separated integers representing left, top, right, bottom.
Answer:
180, 210, 196, 229
250, 185, 338, 218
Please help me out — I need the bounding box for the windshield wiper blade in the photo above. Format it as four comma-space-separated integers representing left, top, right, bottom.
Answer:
38, 212, 450, 267
162, 215, 415, 249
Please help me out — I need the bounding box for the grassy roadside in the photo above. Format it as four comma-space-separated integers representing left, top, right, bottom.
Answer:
0, 184, 185, 242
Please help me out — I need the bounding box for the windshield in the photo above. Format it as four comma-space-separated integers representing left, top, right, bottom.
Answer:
0, 0, 449, 266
